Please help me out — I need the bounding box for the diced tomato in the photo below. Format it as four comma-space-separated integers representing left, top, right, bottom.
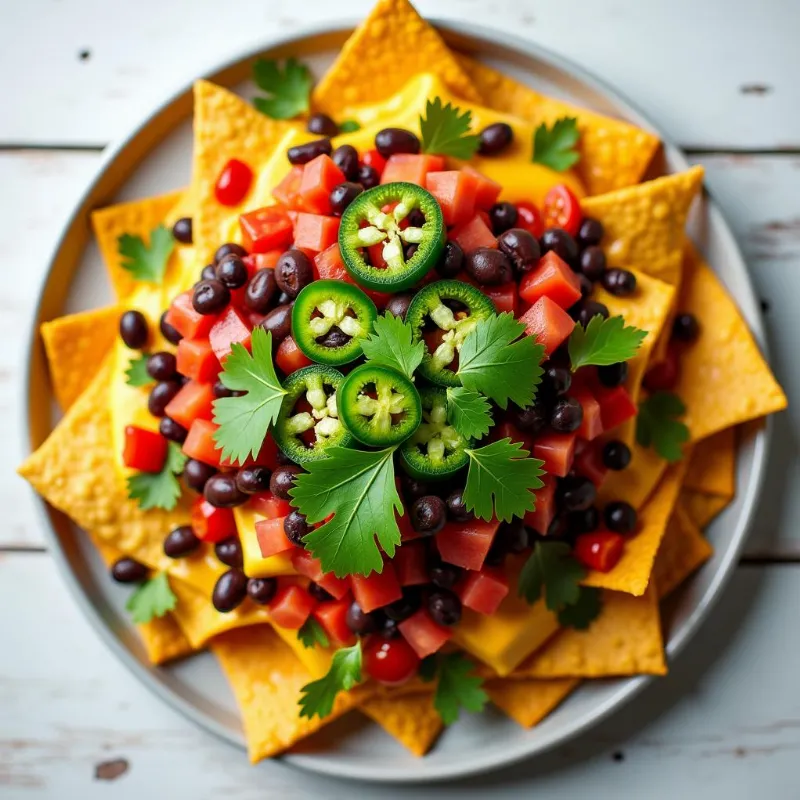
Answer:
164, 380, 215, 430
594, 385, 637, 431
533, 432, 577, 477
436, 517, 501, 571
272, 165, 306, 210
275, 335, 312, 375
239, 206, 293, 253
393, 541, 429, 586
350, 564, 402, 613
574, 442, 608, 486
220, 433, 279, 470
516, 201, 545, 238
462, 165, 502, 209
367, 242, 388, 270
313, 243, 391, 307
396, 509, 421, 542
313, 597, 356, 647
381, 154, 445, 187
458, 273, 518, 315
398, 609, 452, 658
449, 212, 496, 251
524, 473, 557, 534
426, 170, 478, 226
191, 498, 237, 543
182, 419, 222, 467
363, 636, 420, 686
574, 530, 625, 572
176, 338, 219, 383
298, 154, 346, 215
249, 491, 291, 519
255, 516, 294, 558
490, 421, 533, 453
293, 213, 341, 253
543, 184, 582, 237
291, 550, 350, 600
361, 149, 387, 177
122, 425, 167, 472
208, 306, 252, 363
519, 250, 582, 309
269, 585, 317, 630
571, 387, 603, 441
215, 158, 253, 206
165, 291, 216, 340
519, 296, 575, 356
243, 250, 282, 277
644, 344, 680, 392
459, 567, 509, 615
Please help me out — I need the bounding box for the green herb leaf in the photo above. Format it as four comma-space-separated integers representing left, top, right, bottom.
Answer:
568, 314, 647, 371
298, 641, 363, 720
557, 586, 602, 630
360, 313, 425, 379
419, 97, 481, 159
636, 391, 690, 462
418, 655, 438, 682
125, 355, 153, 387
518, 541, 586, 611
252, 57, 312, 120
338, 119, 361, 133
126, 572, 177, 624
430, 653, 489, 725
532, 117, 580, 172
457, 313, 545, 410
463, 438, 545, 523
298, 618, 330, 650
212, 327, 287, 465
291, 446, 403, 577
126, 442, 187, 511
117, 225, 175, 283
446, 387, 492, 440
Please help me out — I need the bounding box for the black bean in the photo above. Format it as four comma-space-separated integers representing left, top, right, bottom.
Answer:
260, 304, 293, 345
235, 466, 272, 495
270, 464, 302, 499
498, 228, 541, 274
216, 254, 249, 289
275, 249, 314, 299
558, 475, 597, 512
511, 402, 548, 434
489, 202, 518, 235
672, 313, 700, 343
159, 310, 183, 345
164, 526, 201, 558
146, 351, 177, 381
200, 264, 217, 281
546, 514, 570, 539
429, 561, 462, 590
184, 459, 217, 492
244, 268, 278, 314
572, 299, 610, 328
404, 243, 418, 261
212, 380, 243, 399
545, 364, 572, 396
247, 577, 277, 605
540, 228, 579, 267
597, 362, 628, 388
159, 417, 187, 444
307, 113, 339, 137
496, 518, 529, 554
551, 397, 583, 433
204, 473, 248, 508
346, 602, 378, 635
603, 440, 632, 470
402, 475, 432, 503
308, 582, 334, 602
332, 144, 359, 181
172, 217, 193, 244
287, 137, 332, 165
284, 510, 310, 547
436, 240, 464, 278
428, 589, 462, 626
568, 506, 600, 535
148, 380, 181, 417
212, 569, 248, 613
329, 181, 363, 216
375, 128, 420, 158
604, 501, 637, 534
410, 495, 446, 535
384, 588, 422, 622
465, 247, 513, 285
215, 536, 244, 568
119, 310, 149, 349
577, 218, 604, 248
445, 489, 473, 522
214, 243, 248, 265
192, 279, 230, 315
602, 268, 637, 297
358, 165, 380, 189
579, 246, 606, 281
478, 122, 513, 155
385, 293, 414, 320
317, 326, 350, 348
111, 557, 148, 584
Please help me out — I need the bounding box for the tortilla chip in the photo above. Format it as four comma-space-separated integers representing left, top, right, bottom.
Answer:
585, 456, 689, 595
681, 490, 730, 529
653, 503, 713, 598
486, 679, 579, 728
41, 306, 122, 411
211, 626, 368, 762
360, 694, 443, 756
580, 167, 705, 286
676, 246, 787, 442
597, 440, 668, 512
457, 55, 660, 195
312, 0, 480, 115
684, 427, 736, 497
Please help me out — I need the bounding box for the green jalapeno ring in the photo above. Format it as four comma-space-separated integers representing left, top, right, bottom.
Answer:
406, 279, 496, 388
292, 280, 378, 366
399, 385, 472, 480
273, 365, 353, 464
338, 181, 445, 292
337, 364, 422, 448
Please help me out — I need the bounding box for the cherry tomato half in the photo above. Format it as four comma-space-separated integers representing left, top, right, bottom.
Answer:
542, 185, 582, 237
574, 530, 625, 572
515, 201, 544, 238
215, 158, 253, 207
363, 635, 420, 686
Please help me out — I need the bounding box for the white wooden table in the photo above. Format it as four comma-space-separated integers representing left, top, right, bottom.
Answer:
2, 1, 799, 797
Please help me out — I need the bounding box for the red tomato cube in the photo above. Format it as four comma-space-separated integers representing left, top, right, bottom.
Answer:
122, 425, 167, 472
524, 473, 557, 534
436, 518, 501, 571
490, 420, 533, 453
533, 432, 577, 477
293, 213, 341, 253
275, 335, 313, 375
425, 170, 478, 226
191, 498, 236, 543
574, 442, 608, 486
239, 206, 293, 253
449, 213, 497, 252
176, 338, 219, 383
248, 491, 291, 519
398, 609, 452, 658
519, 296, 575, 356
272, 165, 306, 210
291, 550, 350, 600
219, 433, 279, 470
461, 165, 502, 209
164, 380, 215, 430
165, 291, 216, 340
459, 567, 509, 615
381, 154, 445, 187
574, 530, 625, 572
182, 419, 222, 467
298, 154, 345, 215
208, 306, 252, 363
571, 387, 603, 441
350, 564, 402, 613
393, 541, 429, 586
519, 250, 582, 309
269, 585, 317, 630
255, 517, 294, 558
243, 250, 282, 277
594, 385, 637, 431
314, 597, 356, 646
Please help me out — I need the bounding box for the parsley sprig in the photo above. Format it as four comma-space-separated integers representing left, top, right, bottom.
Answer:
532, 117, 580, 172
557, 586, 602, 630
125, 355, 153, 387
568, 314, 646, 371
420, 97, 481, 159
360, 313, 424, 379
118, 225, 174, 283
298, 618, 330, 650
126, 572, 177, 624
252, 58, 312, 120
126, 442, 186, 511
298, 641, 362, 720
420, 652, 488, 724
446, 387, 492, 441
636, 391, 690, 462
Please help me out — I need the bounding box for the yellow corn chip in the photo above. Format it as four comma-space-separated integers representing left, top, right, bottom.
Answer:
684, 426, 736, 497
677, 246, 787, 443
360, 693, 443, 756
457, 55, 660, 195
681, 490, 730, 530
41, 306, 121, 411
580, 167, 705, 286
486, 678, 579, 728
653, 503, 713, 599
312, 0, 481, 115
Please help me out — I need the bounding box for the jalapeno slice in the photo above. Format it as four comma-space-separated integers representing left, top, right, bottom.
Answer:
292, 280, 378, 366
399, 386, 472, 480
338, 182, 445, 291
337, 364, 422, 447
273, 365, 353, 464
406, 280, 496, 387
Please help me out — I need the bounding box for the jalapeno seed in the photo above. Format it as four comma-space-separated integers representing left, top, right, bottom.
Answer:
216, 254, 248, 289
164, 525, 201, 559
119, 310, 149, 349
215, 536, 244, 568
260, 304, 293, 345
146, 351, 177, 381
148, 380, 181, 417
212, 568, 248, 613
184, 459, 217, 492
465, 247, 513, 285
287, 137, 332, 165
275, 249, 314, 298
159, 417, 187, 444
172, 217, 193, 244
204, 473, 248, 508
307, 113, 339, 137
489, 202, 518, 235
244, 268, 278, 314
193, 279, 230, 315
478, 122, 513, 155
111, 557, 148, 584
375, 127, 421, 158
332, 144, 359, 181
329, 182, 363, 216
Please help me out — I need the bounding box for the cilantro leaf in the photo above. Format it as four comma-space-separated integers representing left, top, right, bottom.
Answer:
126, 442, 187, 511
117, 225, 175, 283
431, 653, 488, 725
212, 327, 286, 465
291, 446, 403, 577
252, 57, 312, 120
298, 618, 330, 650
557, 586, 602, 630
126, 572, 177, 624
360, 313, 424, 379
125, 355, 153, 387
463, 438, 545, 523
419, 97, 480, 159
518, 541, 585, 611
568, 314, 647, 371
532, 117, 580, 172
338, 119, 361, 133
446, 387, 492, 440
298, 641, 362, 720
636, 391, 690, 462
457, 313, 545, 410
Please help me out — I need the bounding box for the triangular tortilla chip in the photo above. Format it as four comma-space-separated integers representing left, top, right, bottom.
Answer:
684, 427, 736, 497
457, 55, 660, 195
486, 678, 579, 728
681, 490, 730, 529
312, 0, 480, 115
360, 694, 443, 756
653, 503, 713, 598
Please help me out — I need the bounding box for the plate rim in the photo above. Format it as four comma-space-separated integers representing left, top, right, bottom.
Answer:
20, 16, 773, 784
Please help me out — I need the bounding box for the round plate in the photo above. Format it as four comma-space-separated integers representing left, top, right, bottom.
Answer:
24, 20, 772, 784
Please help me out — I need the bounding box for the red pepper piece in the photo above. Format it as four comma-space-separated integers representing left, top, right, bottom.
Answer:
123, 425, 167, 472
215, 158, 253, 207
